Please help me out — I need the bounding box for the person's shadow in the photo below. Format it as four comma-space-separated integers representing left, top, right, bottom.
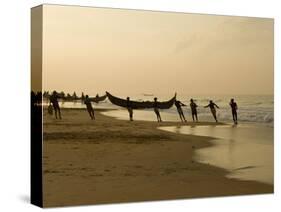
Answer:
18, 194, 30, 203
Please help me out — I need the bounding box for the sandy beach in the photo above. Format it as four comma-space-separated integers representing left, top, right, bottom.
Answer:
43, 108, 273, 207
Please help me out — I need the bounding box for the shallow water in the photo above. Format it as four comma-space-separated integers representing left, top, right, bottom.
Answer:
159, 124, 273, 185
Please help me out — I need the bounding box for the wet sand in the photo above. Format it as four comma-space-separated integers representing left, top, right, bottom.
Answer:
43, 108, 273, 207
159, 125, 273, 184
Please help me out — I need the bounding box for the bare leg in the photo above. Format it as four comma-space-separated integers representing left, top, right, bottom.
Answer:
128, 108, 133, 121
178, 112, 183, 122
87, 108, 93, 119
232, 112, 235, 123
57, 107, 62, 119
211, 109, 217, 122
159, 114, 162, 122
54, 108, 58, 119
181, 112, 187, 122
154, 111, 158, 122
214, 115, 218, 122
234, 111, 237, 124
213, 113, 218, 122
157, 112, 162, 122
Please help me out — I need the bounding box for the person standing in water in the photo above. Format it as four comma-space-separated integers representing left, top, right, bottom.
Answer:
84, 95, 95, 120
126, 97, 133, 121
153, 97, 162, 122
190, 98, 198, 122
204, 100, 219, 122
229, 98, 238, 124
49, 90, 62, 119
175, 100, 187, 122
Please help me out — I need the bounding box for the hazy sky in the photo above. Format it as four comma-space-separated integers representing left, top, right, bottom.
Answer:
42, 5, 273, 96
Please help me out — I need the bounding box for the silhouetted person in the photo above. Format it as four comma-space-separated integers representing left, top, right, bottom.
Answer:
36, 91, 42, 105
49, 91, 61, 119
230, 98, 238, 124
204, 100, 219, 122
175, 100, 186, 122
84, 95, 95, 120
126, 97, 133, 121
94, 94, 100, 104
153, 97, 162, 122
190, 98, 198, 122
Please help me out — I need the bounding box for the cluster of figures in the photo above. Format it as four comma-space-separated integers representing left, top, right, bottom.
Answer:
44, 90, 238, 125
127, 97, 238, 124
47, 91, 95, 120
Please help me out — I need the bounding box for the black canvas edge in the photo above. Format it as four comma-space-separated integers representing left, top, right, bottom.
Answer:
31, 5, 43, 208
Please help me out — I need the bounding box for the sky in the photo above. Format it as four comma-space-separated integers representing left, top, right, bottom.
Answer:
41, 4, 274, 96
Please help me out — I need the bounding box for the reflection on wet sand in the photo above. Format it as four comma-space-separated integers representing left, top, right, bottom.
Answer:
159, 124, 273, 184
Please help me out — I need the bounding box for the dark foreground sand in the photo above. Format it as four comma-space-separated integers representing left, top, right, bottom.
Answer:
42, 108, 273, 207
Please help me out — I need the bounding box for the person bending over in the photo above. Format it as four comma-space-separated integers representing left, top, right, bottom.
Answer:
84, 95, 95, 120
204, 100, 219, 122
175, 100, 187, 122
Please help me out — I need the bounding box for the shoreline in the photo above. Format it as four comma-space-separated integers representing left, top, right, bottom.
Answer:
43, 107, 273, 207
158, 125, 273, 185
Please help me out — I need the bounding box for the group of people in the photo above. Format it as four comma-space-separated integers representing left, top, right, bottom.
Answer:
47, 91, 238, 124
48, 91, 96, 120
126, 96, 238, 124
173, 98, 200, 123
177, 98, 237, 124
